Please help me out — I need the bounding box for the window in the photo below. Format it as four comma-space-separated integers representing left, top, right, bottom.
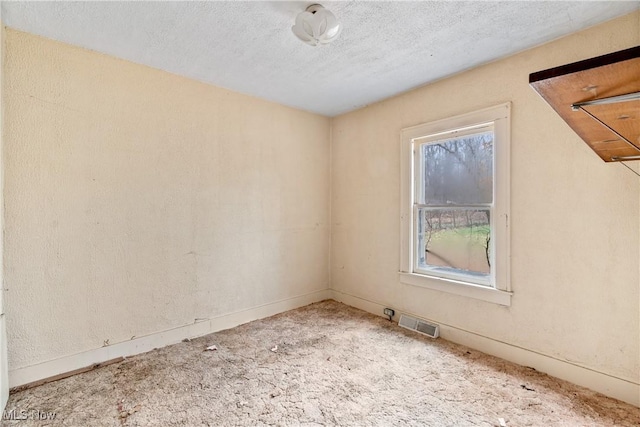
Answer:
400, 103, 511, 306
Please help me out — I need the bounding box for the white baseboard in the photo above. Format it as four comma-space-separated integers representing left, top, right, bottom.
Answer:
330, 289, 640, 407
10, 288, 640, 408
9, 289, 331, 389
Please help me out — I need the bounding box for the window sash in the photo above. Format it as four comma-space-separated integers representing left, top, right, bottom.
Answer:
412, 127, 496, 287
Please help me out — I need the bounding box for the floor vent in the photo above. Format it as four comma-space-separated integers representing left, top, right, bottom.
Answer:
398, 314, 439, 338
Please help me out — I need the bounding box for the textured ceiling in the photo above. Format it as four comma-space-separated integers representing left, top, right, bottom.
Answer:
2, 1, 638, 116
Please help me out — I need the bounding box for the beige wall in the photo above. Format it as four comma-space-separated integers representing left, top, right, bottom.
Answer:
3, 28, 330, 370
331, 11, 640, 384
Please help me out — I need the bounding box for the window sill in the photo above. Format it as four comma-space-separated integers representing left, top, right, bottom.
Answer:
399, 272, 512, 306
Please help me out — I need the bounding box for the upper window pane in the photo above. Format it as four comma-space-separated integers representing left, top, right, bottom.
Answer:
419, 130, 493, 205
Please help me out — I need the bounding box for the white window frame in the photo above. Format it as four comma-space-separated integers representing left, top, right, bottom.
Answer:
400, 103, 512, 306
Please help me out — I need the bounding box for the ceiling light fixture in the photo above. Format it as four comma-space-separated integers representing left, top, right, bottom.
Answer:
292, 4, 341, 46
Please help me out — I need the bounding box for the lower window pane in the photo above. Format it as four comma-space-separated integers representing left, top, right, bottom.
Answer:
416, 208, 491, 281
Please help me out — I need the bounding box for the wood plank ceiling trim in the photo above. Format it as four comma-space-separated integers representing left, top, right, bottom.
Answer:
530, 46, 640, 162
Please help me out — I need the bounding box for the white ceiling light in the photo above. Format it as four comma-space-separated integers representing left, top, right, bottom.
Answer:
292, 4, 341, 47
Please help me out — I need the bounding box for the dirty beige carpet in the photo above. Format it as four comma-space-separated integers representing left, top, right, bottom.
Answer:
5, 300, 640, 426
